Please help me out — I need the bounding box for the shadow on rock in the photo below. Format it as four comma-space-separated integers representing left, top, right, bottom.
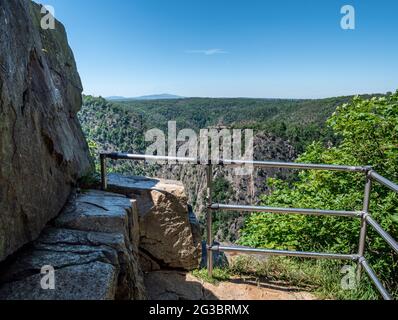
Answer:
144, 271, 219, 300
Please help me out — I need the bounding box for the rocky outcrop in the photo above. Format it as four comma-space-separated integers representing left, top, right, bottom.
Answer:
107, 174, 201, 271
0, 190, 146, 300
0, 175, 204, 300
0, 0, 201, 300
0, 1, 91, 261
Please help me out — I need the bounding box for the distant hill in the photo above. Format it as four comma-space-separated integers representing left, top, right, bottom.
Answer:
107, 94, 185, 101
106, 96, 127, 101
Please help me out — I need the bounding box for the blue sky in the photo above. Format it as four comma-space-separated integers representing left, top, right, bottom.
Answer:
36, 0, 398, 98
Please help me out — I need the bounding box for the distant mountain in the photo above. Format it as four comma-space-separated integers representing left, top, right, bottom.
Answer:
106, 96, 127, 101
106, 94, 185, 101
134, 94, 185, 100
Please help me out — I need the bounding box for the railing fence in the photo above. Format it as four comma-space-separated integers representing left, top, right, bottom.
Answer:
100, 152, 398, 300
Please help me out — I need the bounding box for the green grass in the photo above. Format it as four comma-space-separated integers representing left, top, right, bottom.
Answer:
192, 268, 231, 285
192, 256, 382, 300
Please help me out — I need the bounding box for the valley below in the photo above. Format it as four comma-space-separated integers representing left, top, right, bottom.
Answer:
78, 95, 344, 242
77, 93, 398, 301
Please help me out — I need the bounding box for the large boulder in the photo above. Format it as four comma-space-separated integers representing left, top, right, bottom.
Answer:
107, 174, 201, 271
0, 0, 91, 261
0, 190, 146, 300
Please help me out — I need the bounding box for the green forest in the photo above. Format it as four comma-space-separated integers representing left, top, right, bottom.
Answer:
83, 95, 357, 153
79, 91, 398, 299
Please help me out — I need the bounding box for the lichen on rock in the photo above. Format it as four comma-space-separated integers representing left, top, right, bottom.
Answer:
0, 0, 91, 262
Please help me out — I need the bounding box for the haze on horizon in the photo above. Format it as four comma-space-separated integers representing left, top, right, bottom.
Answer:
36, 0, 398, 99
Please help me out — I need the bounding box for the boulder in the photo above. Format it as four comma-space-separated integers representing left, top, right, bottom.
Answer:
0, 262, 118, 301
0, 190, 146, 300
107, 174, 201, 271
0, 0, 91, 262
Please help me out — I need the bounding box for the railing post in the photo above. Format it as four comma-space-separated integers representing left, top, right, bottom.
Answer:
357, 170, 372, 281
100, 154, 107, 191
206, 163, 213, 278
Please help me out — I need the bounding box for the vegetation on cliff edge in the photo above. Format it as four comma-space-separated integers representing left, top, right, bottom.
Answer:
240, 92, 398, 298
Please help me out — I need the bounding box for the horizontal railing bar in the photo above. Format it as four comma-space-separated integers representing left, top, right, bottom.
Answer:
222, 159, 368, 172
101, 153, 368, 172
369, 171, 398, 193
360, 258, 392, 300
211, 204, 361, 218
102, 152, 198, 163
212, 245, 358, 261
366, 215, 398, 255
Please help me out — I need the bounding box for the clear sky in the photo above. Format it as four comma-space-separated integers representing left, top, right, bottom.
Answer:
35, 0, 398, 98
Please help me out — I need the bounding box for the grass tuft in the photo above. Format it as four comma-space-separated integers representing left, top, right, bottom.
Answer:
192, 268, 231, 285
192, 256, 384, 300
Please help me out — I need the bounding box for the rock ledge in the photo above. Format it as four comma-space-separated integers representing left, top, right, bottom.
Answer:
0, 190, 146, 300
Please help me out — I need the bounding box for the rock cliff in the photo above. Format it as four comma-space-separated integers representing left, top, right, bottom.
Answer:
0, 190, 146, 300
0, 0, 201, 300
0, 179, 200, 300
0, 0, 91, 261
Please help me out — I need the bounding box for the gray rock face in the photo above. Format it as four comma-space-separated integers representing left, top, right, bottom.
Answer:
0, 262, 118, 301
107, 174, 201, 271
0, 0, 91, 262
0, 191, 146, 300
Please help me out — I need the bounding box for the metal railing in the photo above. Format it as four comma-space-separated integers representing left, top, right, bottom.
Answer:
100, 152, 398, 300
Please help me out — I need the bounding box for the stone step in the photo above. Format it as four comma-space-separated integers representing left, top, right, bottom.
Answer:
107, 173, 202, 271
0, 190, 146, 300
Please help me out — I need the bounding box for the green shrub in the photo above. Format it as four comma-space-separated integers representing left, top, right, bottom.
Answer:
240, 92, 398, 297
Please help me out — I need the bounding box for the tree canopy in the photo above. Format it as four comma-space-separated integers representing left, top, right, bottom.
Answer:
240, 92, 398, 292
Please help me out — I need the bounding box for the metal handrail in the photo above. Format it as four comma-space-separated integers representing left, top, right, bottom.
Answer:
369, 171, 398, 193
210, 204, 362, 218
101, 152, 369, 171
214, 245, 359, 261
366, 215, 398, 255
99, 152, 398, 300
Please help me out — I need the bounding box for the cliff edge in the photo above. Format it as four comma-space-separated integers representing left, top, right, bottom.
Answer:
0, 0, 91, 261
